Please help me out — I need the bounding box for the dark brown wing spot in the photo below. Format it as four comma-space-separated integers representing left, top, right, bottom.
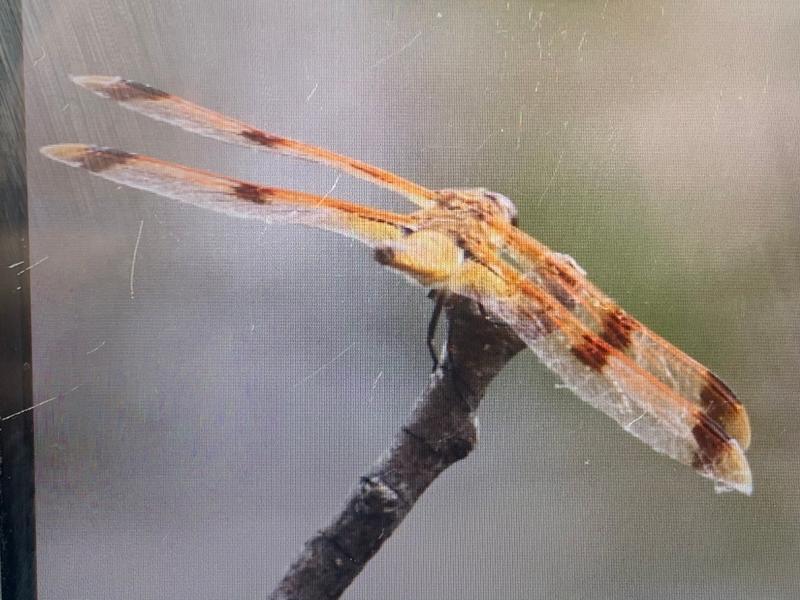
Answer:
232, 183, 266, 203
699, 371, 742, 428
700, 371, 738, 412
691, 416, 732, 469
600, 309, 637, 351
699, 370, 750, 449
106, 80, 170, 101
80, 148, 134, 172
571, 334, 611, 371
240, 129, 288, 148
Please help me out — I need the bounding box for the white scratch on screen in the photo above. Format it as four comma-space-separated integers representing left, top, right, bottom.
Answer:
476, 130, 499, 151
371, 371, 383, 391
297, 342, 356, 386
130, 219, 144, 299
86, 341, 106, 355
32, 47, 46, 66
305, 82, 319, 102
367, 370, 384, 402
370, 31, 422, 69
2, 385, 81, 421
16, 256, 48, 275
625, 413, 647, 431
537, 150, 565, 206
322, 173, 342, 200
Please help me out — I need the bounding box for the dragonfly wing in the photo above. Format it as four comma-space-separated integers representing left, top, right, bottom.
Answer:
498, 220, 751, 450
41, 144, 415, 245
70, 75, 440, 209
435, 254, 752, 495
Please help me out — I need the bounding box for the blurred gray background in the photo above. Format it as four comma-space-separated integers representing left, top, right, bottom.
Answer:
24, 1, 799, 598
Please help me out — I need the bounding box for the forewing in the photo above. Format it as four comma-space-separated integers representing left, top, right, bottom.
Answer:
497, 220, 751, 450
70, 75, 440, 209
437, 253, 752, 495
41, 144, 415, 245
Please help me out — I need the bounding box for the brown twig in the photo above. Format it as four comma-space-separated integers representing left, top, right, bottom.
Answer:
268, 297, 525, 600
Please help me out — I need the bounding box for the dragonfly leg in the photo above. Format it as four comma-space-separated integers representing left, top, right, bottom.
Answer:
426, 290, 445, 371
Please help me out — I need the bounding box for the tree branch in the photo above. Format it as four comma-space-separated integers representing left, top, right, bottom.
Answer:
269, 296, 525, 600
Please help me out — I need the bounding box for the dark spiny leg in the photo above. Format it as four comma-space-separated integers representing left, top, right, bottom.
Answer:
427, 291, 445, 372
477, 303, 488, 318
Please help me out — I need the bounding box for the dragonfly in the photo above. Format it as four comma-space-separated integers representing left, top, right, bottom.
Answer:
41, 76, 752, 495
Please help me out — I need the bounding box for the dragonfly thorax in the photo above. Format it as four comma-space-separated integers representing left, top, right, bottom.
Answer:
438, 188, 519, 227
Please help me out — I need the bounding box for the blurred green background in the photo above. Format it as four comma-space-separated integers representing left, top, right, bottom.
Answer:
25, 1, 799, 598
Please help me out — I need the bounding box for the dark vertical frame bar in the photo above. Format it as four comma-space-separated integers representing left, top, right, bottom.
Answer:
0, 0, 38, 598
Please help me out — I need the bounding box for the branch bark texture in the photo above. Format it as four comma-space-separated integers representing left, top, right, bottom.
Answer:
269, 297, 525, 600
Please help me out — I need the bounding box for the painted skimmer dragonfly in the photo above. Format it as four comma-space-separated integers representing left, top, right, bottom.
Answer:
42, 76, 752, 494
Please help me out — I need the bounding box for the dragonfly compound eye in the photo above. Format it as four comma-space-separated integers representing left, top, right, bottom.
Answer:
483, 191, 519, 226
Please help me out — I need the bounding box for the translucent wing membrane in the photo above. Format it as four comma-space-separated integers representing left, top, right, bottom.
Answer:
40, 144, 415, 245
71, 75, 440, 208
440, 254, 752, 495
497, 221, 751, 450
41, 76, 752, 494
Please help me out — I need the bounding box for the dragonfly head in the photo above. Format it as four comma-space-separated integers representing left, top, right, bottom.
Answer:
483, 190, 519, 227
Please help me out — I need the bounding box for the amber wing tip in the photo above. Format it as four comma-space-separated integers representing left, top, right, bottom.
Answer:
69, 74, 123, 93
40, 143, 93, 166
710, 400, 751, 451
732, 410, 752, 451
41, 144, 135, 173
713, 442, 753, 496
716, 477, 753, 497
